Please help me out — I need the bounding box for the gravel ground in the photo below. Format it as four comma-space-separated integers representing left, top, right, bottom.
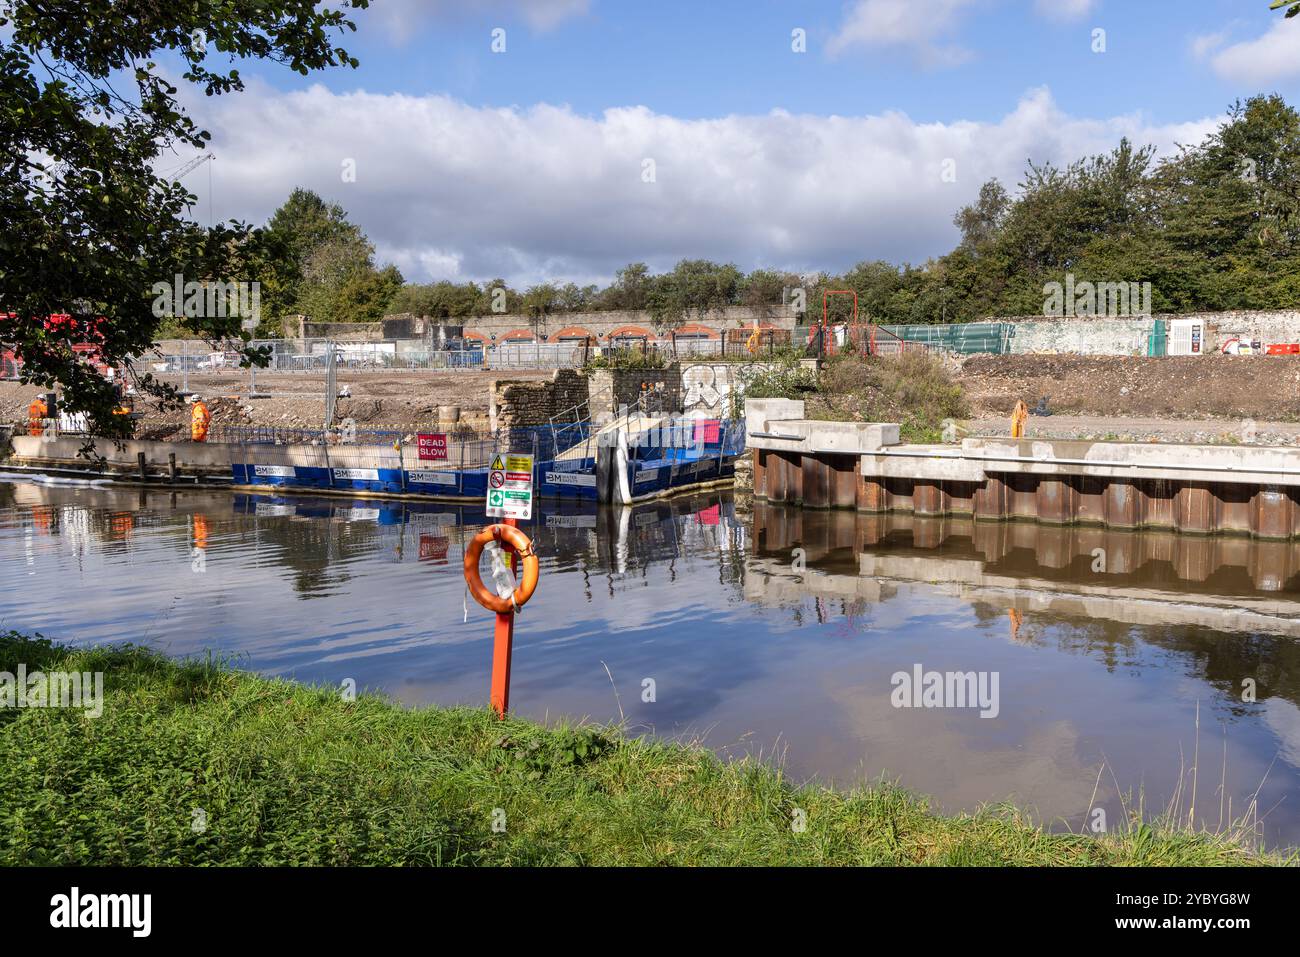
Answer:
956, 353, 1300, 420
0, 370, 555, 437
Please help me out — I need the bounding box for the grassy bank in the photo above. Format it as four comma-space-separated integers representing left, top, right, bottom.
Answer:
0, 633, 1289, 866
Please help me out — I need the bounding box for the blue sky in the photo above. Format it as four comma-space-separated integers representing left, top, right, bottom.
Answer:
172, 0, 1300, 287
314, 0, 1286, 124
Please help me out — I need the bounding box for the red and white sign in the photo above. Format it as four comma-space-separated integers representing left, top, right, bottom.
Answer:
417, 432, 448, 461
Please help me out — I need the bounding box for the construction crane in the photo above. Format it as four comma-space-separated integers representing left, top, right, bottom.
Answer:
170, 153, 213, 181
168, 153, 214, 225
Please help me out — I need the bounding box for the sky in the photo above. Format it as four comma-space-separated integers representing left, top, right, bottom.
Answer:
161, 0, 1300, 289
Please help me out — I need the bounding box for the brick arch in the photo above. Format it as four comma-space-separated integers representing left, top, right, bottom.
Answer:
548, 326, 597, 344
605, 324, 656, 342
462, 331, 488, 345
670, 323, 721, 339
725, 321, 782, 340
500, 328, 535, 341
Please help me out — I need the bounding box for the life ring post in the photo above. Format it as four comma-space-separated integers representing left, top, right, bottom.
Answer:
490, 518, 518, 719
463, 517, 540, 719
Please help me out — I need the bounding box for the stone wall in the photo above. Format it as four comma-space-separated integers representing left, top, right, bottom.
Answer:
999, 310, 1300, 355
1181, 310, 1300, 345
487, 360, 771, 436
489, 369, 590, 435
285, 317, 384, 341
586, 367, 683, 419
1004, 317, 1152, 356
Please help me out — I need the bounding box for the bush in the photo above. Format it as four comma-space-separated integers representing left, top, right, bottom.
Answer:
583, 347, 667, 371
737, 351, 967, 442
812, 352, 967, 442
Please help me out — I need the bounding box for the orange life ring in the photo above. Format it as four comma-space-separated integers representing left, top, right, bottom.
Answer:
463, 524, 539, 614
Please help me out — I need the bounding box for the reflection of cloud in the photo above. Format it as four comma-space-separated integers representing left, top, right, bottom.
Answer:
1263, 697, 1300, 768
825, 673, 1105, 822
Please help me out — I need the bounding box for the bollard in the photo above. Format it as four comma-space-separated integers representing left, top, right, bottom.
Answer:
463, 520, 540, 718
137, 452, 148, 482
169, 452, 178, 484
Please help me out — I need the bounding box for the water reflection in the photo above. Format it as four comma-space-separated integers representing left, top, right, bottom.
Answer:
1, 478, 1298, 848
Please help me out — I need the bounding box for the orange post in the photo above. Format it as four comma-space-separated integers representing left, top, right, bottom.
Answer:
489, 517, 519, 718
465, 518, 539, 719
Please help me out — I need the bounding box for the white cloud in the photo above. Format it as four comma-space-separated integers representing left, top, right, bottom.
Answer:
1190, 31, 1226, 60
364, 0, 590, 41
185, 83, 1220, 287
1033, 0, 1096, 22
1208, 16, 1300, 85
827, 0, 978, 67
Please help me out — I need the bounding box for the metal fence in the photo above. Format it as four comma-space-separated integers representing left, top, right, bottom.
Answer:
489, 342, 585, 370
144, 333, 797, 375
147, 339, 489, 375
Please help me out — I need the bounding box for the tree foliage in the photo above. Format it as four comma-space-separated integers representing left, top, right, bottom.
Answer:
0, 0, 368, 432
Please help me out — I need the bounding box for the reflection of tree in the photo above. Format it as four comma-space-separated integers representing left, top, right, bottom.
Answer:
231, 513, 379, 598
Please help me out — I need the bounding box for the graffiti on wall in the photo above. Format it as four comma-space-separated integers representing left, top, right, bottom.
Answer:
681, 362, 769, 417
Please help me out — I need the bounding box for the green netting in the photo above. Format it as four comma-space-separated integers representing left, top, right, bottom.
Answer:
878, 323, 1010, 354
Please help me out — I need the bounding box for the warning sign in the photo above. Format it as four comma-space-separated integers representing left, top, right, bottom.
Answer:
417, 433, 447, 461
486, 452, 533, 520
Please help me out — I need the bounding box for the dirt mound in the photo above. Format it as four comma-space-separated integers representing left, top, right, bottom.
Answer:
957, 354, 1300, 421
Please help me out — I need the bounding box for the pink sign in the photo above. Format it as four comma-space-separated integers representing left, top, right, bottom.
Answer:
694, 419, 721, 444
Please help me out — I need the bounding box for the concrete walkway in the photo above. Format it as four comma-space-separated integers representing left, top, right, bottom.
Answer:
966, 415, 1300, 447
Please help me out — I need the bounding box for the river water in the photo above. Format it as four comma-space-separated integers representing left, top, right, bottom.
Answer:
2, 478, 1298, 849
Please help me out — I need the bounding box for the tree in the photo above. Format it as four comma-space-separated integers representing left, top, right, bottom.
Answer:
262, 188, 365, 321
296, 238, 401, 323
1271, 1, 1300, 19
522, 283, 559, 336
0, 0, 368, 433
604, 263, 651, 310
953, 180, 1010, 252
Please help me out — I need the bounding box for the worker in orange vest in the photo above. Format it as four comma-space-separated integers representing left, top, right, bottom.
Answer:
27, 393, 49, 436
189, 395, 212, 442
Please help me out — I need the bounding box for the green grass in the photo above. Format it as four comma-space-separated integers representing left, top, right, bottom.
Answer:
0, 632, 1291, 866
